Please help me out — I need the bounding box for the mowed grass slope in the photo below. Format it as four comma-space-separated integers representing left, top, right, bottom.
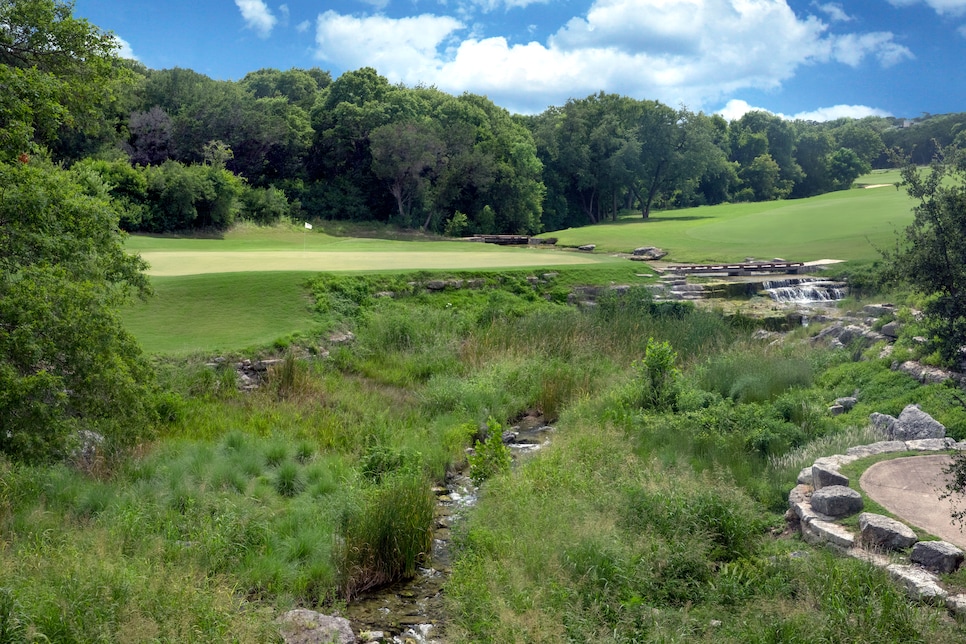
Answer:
122, 272, 320, 355
547, 172, 913, 262
122, 174, 913, 354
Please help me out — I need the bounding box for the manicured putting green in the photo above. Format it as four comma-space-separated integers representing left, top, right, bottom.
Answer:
139, 249, 613, 276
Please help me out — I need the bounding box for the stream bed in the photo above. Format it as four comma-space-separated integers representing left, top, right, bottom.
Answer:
343, 415, 554, 643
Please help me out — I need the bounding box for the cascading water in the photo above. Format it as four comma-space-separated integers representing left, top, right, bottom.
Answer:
761, 278, 848, 304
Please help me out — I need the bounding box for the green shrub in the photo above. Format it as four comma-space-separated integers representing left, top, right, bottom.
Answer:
635, 337, 680, 411
468, 419, 512, 485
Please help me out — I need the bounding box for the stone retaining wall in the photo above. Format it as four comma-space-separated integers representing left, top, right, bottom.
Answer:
789, 436, 966, 616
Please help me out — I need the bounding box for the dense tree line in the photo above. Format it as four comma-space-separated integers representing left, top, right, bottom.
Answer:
51, 57, 965, 235
16, 1, 966, 239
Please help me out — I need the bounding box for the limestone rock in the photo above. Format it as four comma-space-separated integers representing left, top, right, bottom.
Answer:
881, 321, 900, 339
812, 464, 849, 490
810, 485, 863, 517
277, 609, 356, 644
577, 244, 596, 252
896, 361, 957, 385
802, 518, 855, 550
887, 564, 947, 604
869, 412, 897, 435
891, 404, 946, 441
846, 441, 906, 458
859, 512, 918, 551
835, 396, 858, 411
632, 246, 667, 260
912, 541, 965, 574
905, 438, 955, 451
797, 466, 813, 486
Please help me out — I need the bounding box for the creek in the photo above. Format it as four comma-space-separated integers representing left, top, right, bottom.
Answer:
343, 415, 554, 643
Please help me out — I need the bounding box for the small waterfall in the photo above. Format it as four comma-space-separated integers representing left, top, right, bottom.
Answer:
761, 278, 848, 304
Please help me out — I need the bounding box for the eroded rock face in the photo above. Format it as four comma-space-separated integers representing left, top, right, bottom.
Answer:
912, 541, 965, 574
859, 512, 918, 551
277, 610, 356, 644
810, 485, 863, 518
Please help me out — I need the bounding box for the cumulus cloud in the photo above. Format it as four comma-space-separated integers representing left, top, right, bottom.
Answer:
235, 0, 277, 38
111, 35, 137, 60
315, 12, 464, 77
792, 104, 893, 121
313, 0, 916, 113
828, 32, 914, 67
812, 2, 852, 21
718, 99, 891, 122
886, 0, 966, 16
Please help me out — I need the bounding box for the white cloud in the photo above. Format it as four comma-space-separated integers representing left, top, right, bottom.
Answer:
812, 2, 852, 21
235, 0, 277, 38
312, 0, 917, 113
296, 20, 311, 33
829, 32, 913, 67
315, 12, 464, 77
886, 0, 966, 16
461, 0, 549, 11
111, 35, 137, 60
718, 99, 891, 122
791, 104, 892, 121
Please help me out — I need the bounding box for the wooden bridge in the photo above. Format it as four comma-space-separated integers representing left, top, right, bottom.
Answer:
665, 261, 805, 276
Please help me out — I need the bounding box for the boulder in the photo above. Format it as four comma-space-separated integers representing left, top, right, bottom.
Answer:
890, 404, 945, 441
810, 485, 863, 518
632, 246, 667, 260
887, 564, 947, 604
577, 244, 596, 252
896, 361, 957, 385
869, 412, 897, 435
277, 609, 356, 644
835, 396, 858, 411
812, 464, 849, 490
881, 321, 901, 339
829, 404, 845, 416
859, 512, 918, 551
912, 541, 965, 574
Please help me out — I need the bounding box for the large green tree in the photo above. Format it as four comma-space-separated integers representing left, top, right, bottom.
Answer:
0, 0, 156, 462
886, 147, 966, 364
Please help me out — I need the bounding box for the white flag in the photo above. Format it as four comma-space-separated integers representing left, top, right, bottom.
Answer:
304, 222, 313, 230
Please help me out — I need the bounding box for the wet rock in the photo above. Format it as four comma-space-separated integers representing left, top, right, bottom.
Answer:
810, 485, 863, 518
859, 512, 918, 551
278, 609, 356, 644
912, 541, 965, 574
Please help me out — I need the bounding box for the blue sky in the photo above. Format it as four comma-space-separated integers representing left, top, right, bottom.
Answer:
73, 0, 966, 120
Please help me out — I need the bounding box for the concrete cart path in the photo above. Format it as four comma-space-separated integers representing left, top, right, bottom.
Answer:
860, 455, 966, 550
